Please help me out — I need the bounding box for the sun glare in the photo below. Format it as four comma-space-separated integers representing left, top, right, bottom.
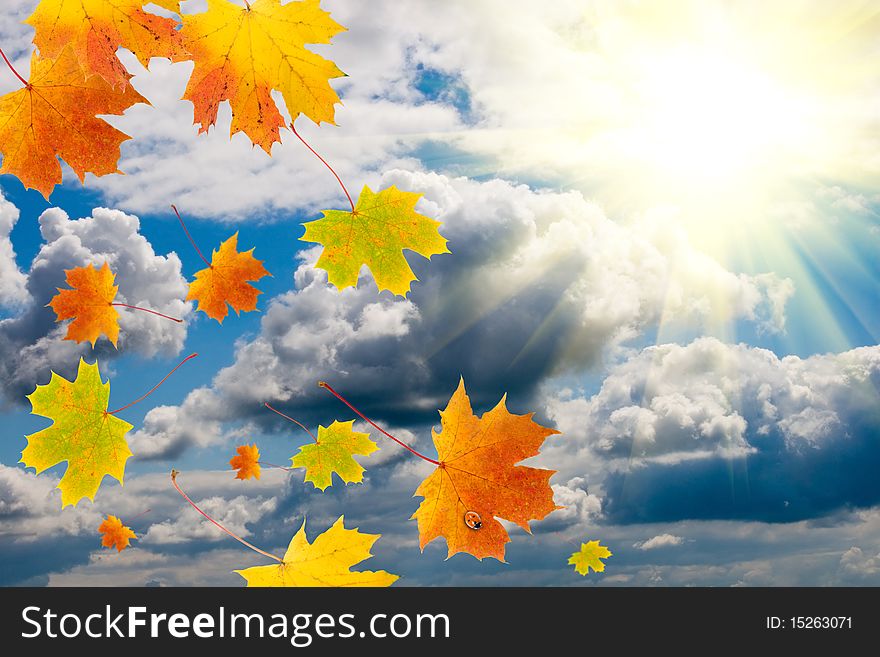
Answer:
628, 50, 807, 188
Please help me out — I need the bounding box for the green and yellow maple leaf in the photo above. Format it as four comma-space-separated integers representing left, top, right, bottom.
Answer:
291, 420, 378, 491
236, 516, 398, 587
301, 185, 450, 297
568, 540, 612, 575
21, 359, 133, 508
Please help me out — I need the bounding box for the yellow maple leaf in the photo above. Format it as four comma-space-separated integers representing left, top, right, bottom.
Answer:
48, 263, 121, 347
180, 0, 346, 152
98, 515, 137, 552
236, 516, 398, 587
186, 232, 271, 323
291, 420, 378, 491
0, 47, 147, 199
412, 378, 560, 562
301, 185, 450, 297
230, 444, 261, 480
568, 540, 612, 575
26, 0, 185, 88
21, 359, 133, 508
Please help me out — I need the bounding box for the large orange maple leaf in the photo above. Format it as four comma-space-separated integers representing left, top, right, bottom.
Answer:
26, 0, 185, 88
412, 379, 560, 561
0, 47, 147, 199
179, 0, 346, 152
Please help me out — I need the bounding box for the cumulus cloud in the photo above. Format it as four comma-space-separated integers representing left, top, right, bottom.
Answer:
0, 204, 192, 406
544, 337, 880, 522
144, 495, 278, 544
635, 534, 685, 550
0, 191, 27, 306
129, 171, 791, 458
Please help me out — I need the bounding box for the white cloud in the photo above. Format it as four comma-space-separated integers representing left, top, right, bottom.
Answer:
635, 534, 685, 550
129, 171, 791, 458
0, 190, 27, 306
545, 337, 880, 469
839, 546, 880, 581
0, 203, 192, 405
144, 495, 277, 544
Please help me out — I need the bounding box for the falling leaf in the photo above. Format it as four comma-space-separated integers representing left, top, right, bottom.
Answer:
301, 185, 450, 297
21, 359, 133, 508
186, 232, 271, 323
230, 444, 261, 480
180, 0, 346, 152
26, 0, 185, 88
48, 263, 120, 347
0, 47, 147, 199
412, 378, 560, 561
98, 515, 137, 552
568, 540, 612, 575
292, 421, 378, 491
236, 516, 398, 587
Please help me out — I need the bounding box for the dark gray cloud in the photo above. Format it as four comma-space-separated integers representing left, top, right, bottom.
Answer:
0, 204, 192, 407
129, 171, 791, 458
544, 337, 880, 523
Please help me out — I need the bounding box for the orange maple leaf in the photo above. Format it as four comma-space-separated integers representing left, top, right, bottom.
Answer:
98, 515, 137, 552
48, 263, 120, 347
26, 0, 186, 88
186, 233, 271, 323
412, 379, 560, 561
0, 47, 147, 199
230, 444, 261, 480
179, 0, 346, 152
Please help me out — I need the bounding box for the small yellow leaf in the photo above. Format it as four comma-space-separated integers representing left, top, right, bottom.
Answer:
568, 540, 612, 575
236, 516, 398, 587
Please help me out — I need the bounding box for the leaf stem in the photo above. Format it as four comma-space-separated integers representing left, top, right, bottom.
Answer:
128, 508, 152, 521
171, 470, 282, 563
317, 381, 441, 466
290, 122, 355, 214
0, 47, 27, 87
111, 303, 182, 323
170, 205, 212, 268
263, 402, 318, 443
107, 353, 198, 415
257, 461, 294, 471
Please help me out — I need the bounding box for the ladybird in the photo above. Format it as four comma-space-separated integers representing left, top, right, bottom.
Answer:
464, 511, 482, 530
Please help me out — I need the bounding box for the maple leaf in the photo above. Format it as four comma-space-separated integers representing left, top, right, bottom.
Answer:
291, 421, 378, 491
180, 0, 346, 152
0, 47, 147, 199
26, 0, 185, 89
48, 263, 121, 347
301, 185, 450, 297
568, 540, 612, 575
230, 444, 261, 480
236, 516, 398, 587
21, 359, 133, 508
98, 515, 137, 552
186, 232, 271, 323
411, 379, 560, 561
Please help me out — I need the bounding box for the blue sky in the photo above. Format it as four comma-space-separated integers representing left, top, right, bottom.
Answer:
1, 0, 879, 587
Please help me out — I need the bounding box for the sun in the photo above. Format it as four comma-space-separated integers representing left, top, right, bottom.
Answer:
625, 48, 808, 189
